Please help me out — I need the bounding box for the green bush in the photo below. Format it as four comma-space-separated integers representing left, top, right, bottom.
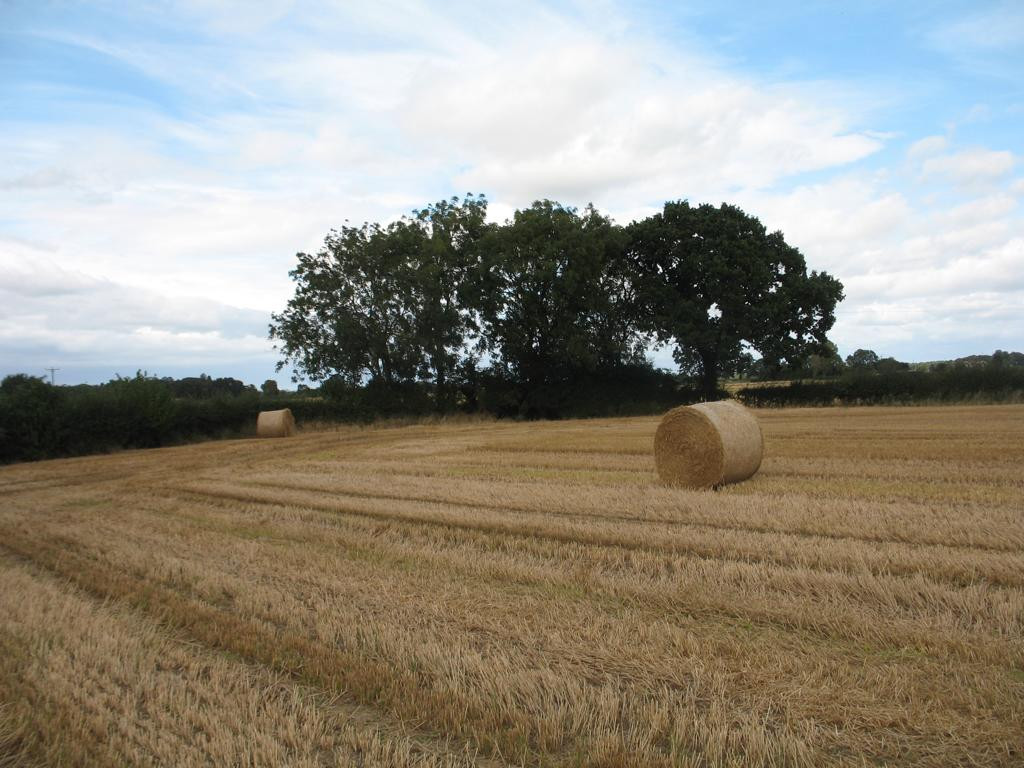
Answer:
737, 365, 1024, 407
0, 375, 63, 462
107, 373, 178, 447
474, 365, 692, 419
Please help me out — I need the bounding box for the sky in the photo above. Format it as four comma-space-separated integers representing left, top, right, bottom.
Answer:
1, 0, 1022, 386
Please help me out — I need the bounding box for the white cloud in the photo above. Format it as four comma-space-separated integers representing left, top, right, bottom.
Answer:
399, 29, 880, 207
943, 193, 1018, 225
907, 135, 948, 158
0, 245, 273, 373
0, 167, 76, 190
2, 0, 1023, 379
732, 157, 1023, 360
41, 281, 266, 337
3, 0, 892, 383
739, 176, 913, 274
835, 290, 1024, 350
921, 148, 1015, 187
844, 239, 1024, 301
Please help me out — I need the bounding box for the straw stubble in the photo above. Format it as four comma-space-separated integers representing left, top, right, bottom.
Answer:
2, 404, 1022, 767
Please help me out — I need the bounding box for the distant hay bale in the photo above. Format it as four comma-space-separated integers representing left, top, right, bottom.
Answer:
654, 400, 763, 489
256, 409, 296, 438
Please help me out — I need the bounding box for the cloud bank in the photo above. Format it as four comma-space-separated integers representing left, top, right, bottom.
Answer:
1, 0, 1021, 383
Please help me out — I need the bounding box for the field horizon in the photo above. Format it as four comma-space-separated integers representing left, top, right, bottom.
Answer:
2, 404, 1023, 766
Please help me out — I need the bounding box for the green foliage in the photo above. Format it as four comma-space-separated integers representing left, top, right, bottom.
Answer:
260, 379, 279, 396
769, 341, 846, 379
269, 194, 489, 409
271, 195, 654, 419
0, 370, 386, 463
874, 357, 910, 375
842, 349, 911, 376
626, 201, 844, 397
846, 348, 880, 369
0, 374, 63, 461
930, 350, 1024, 371
409, 195, 490, 408
474, 364, 683, 419
270, 195, 845, 413
266, 195, 853, 415
558, 365, 693, 418
737, 363, 1024, 406
167, 374, 252, 398
106, 372, 177, 447
475, 201, 646, 417
988, 350, 1024, 368
269, 218, 422, 385
172, 392, 261, 439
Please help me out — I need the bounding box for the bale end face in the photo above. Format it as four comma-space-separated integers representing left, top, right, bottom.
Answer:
654, 400, 762, 489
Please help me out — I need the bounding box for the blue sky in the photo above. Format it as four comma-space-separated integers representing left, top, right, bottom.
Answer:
1, 0, 1022, 385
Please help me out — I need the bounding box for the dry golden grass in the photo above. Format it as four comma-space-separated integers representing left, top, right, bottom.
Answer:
1, 404, 1023, 767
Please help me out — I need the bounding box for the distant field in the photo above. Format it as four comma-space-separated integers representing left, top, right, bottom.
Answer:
2, 405, 1023, 766
722, 378, 797, 392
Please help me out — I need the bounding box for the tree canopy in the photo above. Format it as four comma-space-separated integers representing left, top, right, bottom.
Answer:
626, 201, 844, 397
474, 201, 645, 416
846, 348, 880, 369
270, 195, 845, 413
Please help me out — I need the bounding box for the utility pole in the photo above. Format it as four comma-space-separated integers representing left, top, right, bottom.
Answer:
45, 367, 59, 385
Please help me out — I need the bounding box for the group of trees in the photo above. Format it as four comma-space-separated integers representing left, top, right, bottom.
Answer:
746, 347, 1024, 382
270, 195, 844, 416
162, 373, 254, 399
738, 356, 1024, 407
734, 345, 911, 380
157, 373, 283, 397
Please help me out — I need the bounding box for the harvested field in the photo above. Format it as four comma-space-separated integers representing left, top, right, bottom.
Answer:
1, 404, 1023, 767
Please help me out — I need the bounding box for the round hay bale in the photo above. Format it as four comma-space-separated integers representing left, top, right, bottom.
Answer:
256, 408, 296, 438
654, 400, 762, 489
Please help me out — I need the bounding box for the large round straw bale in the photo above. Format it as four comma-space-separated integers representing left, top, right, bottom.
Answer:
256, 408, 296, 438
654, 400, 762, 489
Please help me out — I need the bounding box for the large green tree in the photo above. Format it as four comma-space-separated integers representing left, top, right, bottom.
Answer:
270, 219, 422, 386
476, 201, 645, 415
407, 195, 489, 408
269, 195, 487, 408
627, 201, 843, 397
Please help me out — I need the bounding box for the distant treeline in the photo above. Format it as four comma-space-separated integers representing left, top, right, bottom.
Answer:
3, 351, 1022, 464
0, 373, 281, 464
740, 346, 1024, 381
737, 355, 1024, 407
0, 366, 687, 463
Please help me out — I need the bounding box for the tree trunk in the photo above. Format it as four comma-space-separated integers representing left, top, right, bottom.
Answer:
434, 352, 449, 412
699, 352, 719, 400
